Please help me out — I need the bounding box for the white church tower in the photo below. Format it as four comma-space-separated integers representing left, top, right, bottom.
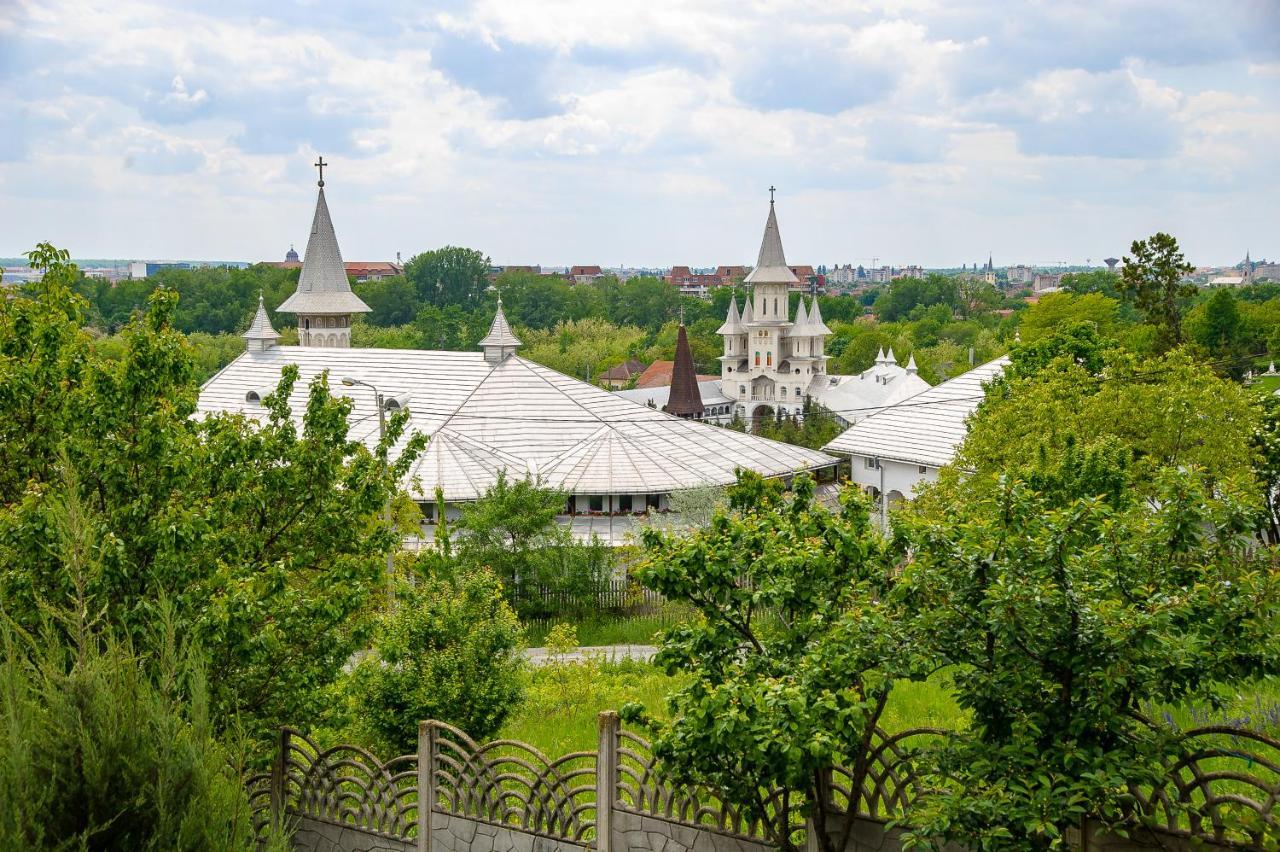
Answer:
719, 191, 830, 424
277, 157, 370, 347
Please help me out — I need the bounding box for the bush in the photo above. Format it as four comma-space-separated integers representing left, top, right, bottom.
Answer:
344, 568, 525, 755
0, 626, 273, 851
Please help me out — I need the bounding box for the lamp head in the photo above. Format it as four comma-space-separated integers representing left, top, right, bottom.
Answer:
341, 377, 356, 387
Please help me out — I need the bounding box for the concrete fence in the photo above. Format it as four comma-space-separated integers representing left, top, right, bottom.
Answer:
247, 715, 1279, 852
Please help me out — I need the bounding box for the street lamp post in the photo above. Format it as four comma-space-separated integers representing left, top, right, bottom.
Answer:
342, 376, 396, 607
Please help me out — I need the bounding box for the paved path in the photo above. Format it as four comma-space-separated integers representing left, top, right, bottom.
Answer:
523, 644, 658, 666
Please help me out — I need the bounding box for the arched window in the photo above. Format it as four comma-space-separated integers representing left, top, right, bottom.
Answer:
739, 385, 746, 396
766, 352, 772, 366
774, 297, 778, 314
781, 387, 787, 398
755, 351, 760, 366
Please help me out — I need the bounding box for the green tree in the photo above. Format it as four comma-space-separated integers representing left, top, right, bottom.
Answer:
1118, 232, 1196, 351
0, 254, 426, 742
356, 275, 420, 326
1018, 292, 1119, 343
445, 473, 611, 615
900, 442, 1280, 849
960, 336, 1260, 497
606, 275, 682, 331
872, 275, 958, 322
1187, 287, 1247, 376
0, 626, 280, 851
405, 246, 491, 309
1061, 269, 1123, 300
522, 318, 648, 381
625, 473, 923, 852
343, 568, 524, 755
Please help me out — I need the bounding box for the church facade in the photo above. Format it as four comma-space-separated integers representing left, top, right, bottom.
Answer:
714, 199, 929, 427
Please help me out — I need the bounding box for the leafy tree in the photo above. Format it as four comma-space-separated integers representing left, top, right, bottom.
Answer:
606, 275, 682, 331
414, 303, 487, 350
1118, 232, 1196, 351
1187, 287, 1247, 376
405, 246, 491, 309
1061, 269, 1123, 301
873, 275, 958, 323
1019, 292, 1119, 344
900, 442, 1280, 849
443, 473, 611, 615
0, 243, 89, 502
956, 277, 1002, 319
624, 473, 924, 852
356, 275, 420, 326
1252, 392, 1280, 543
0, 252, 426, 743
961, 335, 1260, 497
521, 318, 648, 381
343, 568, 524, 755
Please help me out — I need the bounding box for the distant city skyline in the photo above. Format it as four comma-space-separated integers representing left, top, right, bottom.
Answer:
2, 1, 1277, 267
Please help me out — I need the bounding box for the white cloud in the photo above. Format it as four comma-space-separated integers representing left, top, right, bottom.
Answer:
0, 0, 1276, 265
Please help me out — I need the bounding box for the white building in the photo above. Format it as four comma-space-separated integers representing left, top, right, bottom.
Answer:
711, 197, 931, 428
199, 172, 840, 545
823, 357, 1009, 525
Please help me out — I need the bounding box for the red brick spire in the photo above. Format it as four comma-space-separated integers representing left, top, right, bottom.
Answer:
664, 323, 704, 419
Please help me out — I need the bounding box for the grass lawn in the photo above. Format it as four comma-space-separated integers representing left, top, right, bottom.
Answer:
522, 603, 694, 647
498, 658, 969, 758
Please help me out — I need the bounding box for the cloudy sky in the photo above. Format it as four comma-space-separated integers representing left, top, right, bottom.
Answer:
2, 0, 1278, 268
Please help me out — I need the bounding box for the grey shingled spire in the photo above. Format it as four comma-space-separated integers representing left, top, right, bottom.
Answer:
807, 295, 832, 336
243, 293, 279, 352
277, 181, 371, 317
716, 294, 745, 335
793, 295, 809, 332
744, 196, 799, 285
479, 298, 523, 364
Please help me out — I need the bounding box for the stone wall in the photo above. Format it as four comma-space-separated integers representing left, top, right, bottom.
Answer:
431, 813, 588, 852
613, 808, 773, 852
292, 816, 416, 852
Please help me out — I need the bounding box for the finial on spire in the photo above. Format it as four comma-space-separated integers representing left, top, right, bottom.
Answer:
314, 155, 327, 187
768, 185, 776, 204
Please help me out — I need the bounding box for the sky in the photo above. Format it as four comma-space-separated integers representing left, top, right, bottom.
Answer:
1, 0, 1278, 268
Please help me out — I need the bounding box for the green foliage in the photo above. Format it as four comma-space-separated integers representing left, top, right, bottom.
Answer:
627, 472, 924, 852
900, 443, 1280, 849
0, 625, 275, 851
756, 398, 844, 449
343, 568, 524, 755
355, 275, 418, 326
1119, 232, 1197, 351
0, 259, 425, 745
428, 473, 612, 617
405, 246, 491, 309
1185, 287, 1249, 376
873, 274, 958, 322
1019, 292, 1119, 343
521, 317, 648, 382
1061, 269, 1124, 301
960, 337, 1261, 498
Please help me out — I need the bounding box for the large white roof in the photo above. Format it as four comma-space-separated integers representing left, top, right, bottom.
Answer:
199, 347, 836, 501
823, 357, 1009, 468
809, 363, 931, 424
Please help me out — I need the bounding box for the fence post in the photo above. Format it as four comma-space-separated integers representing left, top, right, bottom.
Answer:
270, 727, 290, 830
419, 721, 436, 852
596, 711, 619, 852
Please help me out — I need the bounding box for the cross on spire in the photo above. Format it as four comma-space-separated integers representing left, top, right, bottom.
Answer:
314, 155, 327, 187
769, 185, 776, 203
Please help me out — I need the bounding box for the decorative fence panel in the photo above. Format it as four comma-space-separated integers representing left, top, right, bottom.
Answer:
253, 715, 1280, 852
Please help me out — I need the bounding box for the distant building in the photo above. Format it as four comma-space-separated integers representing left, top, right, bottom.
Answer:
285, 245, 300, 262
1007, 264, 1035, 285
568, 265, 604, 284
597, 358, 648, 389
1032, 272, 1062, 293
343, 262, 401, 282
665, 265, 750, 297
1103, 258, 1120, 271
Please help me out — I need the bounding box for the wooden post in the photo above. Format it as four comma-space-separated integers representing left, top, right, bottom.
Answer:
270, 728, 290, 830
419, 721, 436, 852
596, 712, 619, 852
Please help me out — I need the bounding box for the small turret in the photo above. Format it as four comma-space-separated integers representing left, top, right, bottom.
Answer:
479, 298, 522, 364
243, 293, 279, 353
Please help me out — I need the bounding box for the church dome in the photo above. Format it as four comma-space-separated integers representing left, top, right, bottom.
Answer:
285, 244, 299, 262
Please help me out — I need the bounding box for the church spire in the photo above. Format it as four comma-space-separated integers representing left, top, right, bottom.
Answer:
664, 322, 704, 419
277, 159, 371, 347
793, 295, 809, 331
807, 296, 832, 336
744, 191, 799, 285
716, 294, 745, 335
479, 297, 522, 364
